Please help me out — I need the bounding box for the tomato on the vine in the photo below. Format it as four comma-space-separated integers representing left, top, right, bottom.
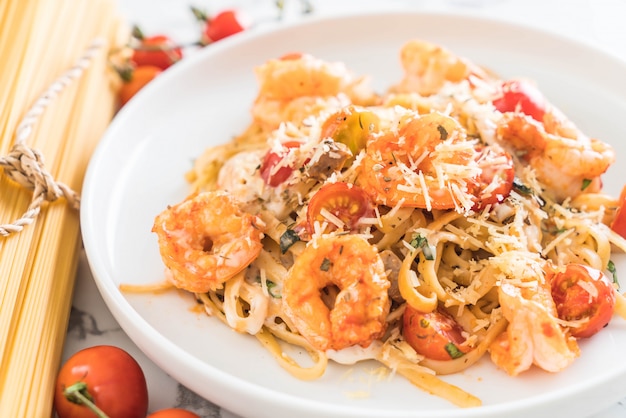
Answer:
193, 7, 246, 44
610, 184, 626, 239
119, 65, 162, 106
402, 306, 471, 361
131, 34, 183, 70
306, 182, 373, 233
549, 263, 616, 338
492, 79, 547, 122
54, 345, 148, 418
472, 145, 515, 210
147, 408, 201, 418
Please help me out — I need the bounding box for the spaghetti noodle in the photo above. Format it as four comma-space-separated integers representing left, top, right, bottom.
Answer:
152, 40, 626, 407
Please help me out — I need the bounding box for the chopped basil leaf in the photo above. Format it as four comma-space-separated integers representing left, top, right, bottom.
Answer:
410, 233, 435, 260
581, 178, 592, 191
266, 280, 282, 298
437, 124, 448, 140
445, 342, 465, 359
320, 257, 332, 271
512, 178, 532, 195
279, 229, 300, 254
608, 260, 619, 286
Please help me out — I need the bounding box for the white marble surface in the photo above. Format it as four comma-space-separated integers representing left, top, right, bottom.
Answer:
63, 0, 626, 417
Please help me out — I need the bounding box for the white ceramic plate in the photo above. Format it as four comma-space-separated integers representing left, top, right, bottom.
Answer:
81, 11, 626, 418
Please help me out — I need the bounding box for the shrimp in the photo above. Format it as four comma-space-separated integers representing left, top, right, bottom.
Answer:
152, 191, 264, 293
496, 112, 615, 202
357, 111, 481, 212
390, 39, 492, 96
489, 281, 579, 376
251, 53, 376, 131
282, 234, 390, 351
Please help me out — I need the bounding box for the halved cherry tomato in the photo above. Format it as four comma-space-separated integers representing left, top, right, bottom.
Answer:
54, 345, 148, 418
320, 107, 380, 159
472, 145, 515, 210
306, 182, 373, 233
492, 79, 547, 122
259, 141, 301, 187
119, 65, 162, 106
131, 35, 183, 70
610, 184, 626, 239
198, 9, 246, 44
549, 263, 616, 338
148, 408, 201, 418
402, 306, 470, 361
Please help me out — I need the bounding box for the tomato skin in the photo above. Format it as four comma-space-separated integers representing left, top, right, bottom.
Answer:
306, 182, 373, 233
473, 146, 515, 210
550, 264, 616, 339
259, 141, 301, 187
610, 184, 626, 239
54, 345, 148, 418
402, 306, 470, 361
131, 35, 182, 70
320, 107, 380, 159
119, 65, 162, 106
492, 79, 547, 122
202, 10, 245, 43
147, 408, 201, 418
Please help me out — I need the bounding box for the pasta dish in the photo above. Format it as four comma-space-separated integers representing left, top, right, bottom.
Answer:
148, 40, 626, 407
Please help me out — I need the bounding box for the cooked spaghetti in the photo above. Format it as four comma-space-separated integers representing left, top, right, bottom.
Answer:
150, 40, 626, 407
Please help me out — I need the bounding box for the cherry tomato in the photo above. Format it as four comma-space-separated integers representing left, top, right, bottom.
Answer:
259, 141, 301, 187
472, 146, 515, 210
402, 306, 470, 361
492, 79, 547, 122
54, 345, 148, 418
550, 263, 616, 338
131, 35, 183, 70
320, 107, 380, 159
610, 184, 626, 239
147, 408, 201, 418
306, 182, 373, 233
119, 65, 162, 106
201, 10, 246, 44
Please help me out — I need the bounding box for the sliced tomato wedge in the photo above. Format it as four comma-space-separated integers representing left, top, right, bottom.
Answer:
610, 184, 626, 239
320, 107, 380, 158
549, 263, 616, 339
259, 141, 301, 187
472, 145, 515, 210
492, 79, 547, 122
306, 182, 373, 233
402, 306, 470, 361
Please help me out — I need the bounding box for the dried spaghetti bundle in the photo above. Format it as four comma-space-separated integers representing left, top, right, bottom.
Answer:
0, 0, 125, 415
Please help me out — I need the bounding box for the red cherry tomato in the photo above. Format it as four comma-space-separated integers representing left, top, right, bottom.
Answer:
473, 145, 515, 210
492, 79, 547, 121
119, 65, 162, 106
402, 306, 470, 361
610, 184, 626, 239
147, 408, 201, 418
202, 10, 245, 43
259, 141, 301, 187
550, 263, 616, 338
131, 35, 183, 70
54, 345, 148, 418
306, 182, 373, 233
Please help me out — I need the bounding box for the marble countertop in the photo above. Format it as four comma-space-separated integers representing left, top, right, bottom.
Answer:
63, 0, 626, 417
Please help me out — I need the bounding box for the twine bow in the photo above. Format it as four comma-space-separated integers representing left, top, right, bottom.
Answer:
0, 39, 105, 237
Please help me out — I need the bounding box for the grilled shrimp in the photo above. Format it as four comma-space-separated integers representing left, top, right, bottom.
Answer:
489, 281, 579, 376
152, 191, 264, 293
282, 234, 390, 351
357, 111, 481, 212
